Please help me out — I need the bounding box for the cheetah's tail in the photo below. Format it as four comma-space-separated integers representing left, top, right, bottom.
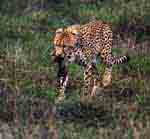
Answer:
113, 55, 130, 65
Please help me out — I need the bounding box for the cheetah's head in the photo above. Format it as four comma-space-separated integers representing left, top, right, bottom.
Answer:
53, 25, 80, 59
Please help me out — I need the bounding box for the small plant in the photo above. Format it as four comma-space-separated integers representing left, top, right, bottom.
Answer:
136, 95, 146, 105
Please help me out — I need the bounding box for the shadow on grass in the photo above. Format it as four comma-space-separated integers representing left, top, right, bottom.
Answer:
56, 87, 136, 128
56, 101, 112, 127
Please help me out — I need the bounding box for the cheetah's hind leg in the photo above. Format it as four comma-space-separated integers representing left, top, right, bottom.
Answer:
102, 66, 112, 87
91, 78, 101, 98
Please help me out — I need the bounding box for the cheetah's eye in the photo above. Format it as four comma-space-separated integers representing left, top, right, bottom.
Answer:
72, 32, 80, 37
71, 32, 76, 36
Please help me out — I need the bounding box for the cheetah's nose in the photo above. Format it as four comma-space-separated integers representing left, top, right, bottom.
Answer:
67, 55, 71, 59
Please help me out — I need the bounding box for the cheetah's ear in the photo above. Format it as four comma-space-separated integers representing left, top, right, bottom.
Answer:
55, 28, 63, 33
65, 25, 80, 35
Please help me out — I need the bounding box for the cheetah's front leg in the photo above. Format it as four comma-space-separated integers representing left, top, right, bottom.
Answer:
81, 63, 100, 102
90, 64, 100, 98
56, 59, 69, 102
58, 73, 69, 101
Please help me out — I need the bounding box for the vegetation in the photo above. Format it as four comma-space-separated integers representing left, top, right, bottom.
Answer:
0, 0, 150, 138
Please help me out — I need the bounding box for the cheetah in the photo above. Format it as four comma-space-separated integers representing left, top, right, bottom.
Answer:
53, 20, 129, 102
